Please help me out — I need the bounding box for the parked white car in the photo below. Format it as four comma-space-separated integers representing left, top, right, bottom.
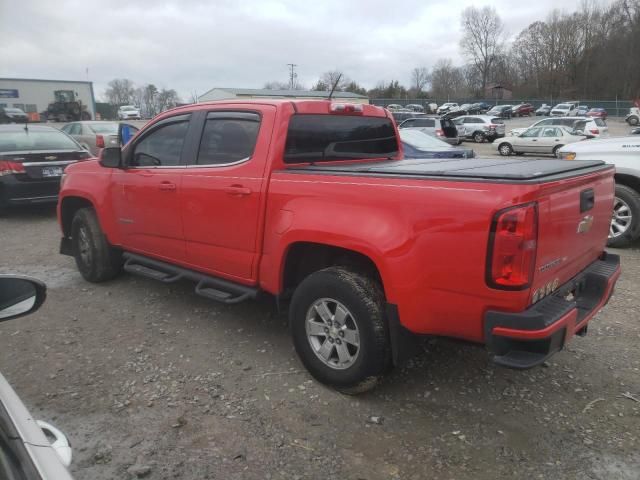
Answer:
117, 105, 141, 120
550, 103, 578, 116
437, 102, 459, 115
510, 117, 609, 138
496, 125, 587, 157
558, 136, 640, 247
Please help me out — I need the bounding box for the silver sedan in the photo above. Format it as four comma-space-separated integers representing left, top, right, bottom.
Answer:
60, 121, 121, 155
496, 126, 588, 158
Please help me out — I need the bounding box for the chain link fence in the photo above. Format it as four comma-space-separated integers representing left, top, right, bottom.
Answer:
370, 98, 634, 118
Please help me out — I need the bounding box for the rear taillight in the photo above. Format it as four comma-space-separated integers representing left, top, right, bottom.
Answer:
435, 129, 444, 136
0, 160, 26, 176
487, 203, 538, 290
589, 129, 599, 135
95, 134, 105, 148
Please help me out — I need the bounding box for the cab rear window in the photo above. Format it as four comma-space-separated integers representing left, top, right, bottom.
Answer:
284, 115, 398, 163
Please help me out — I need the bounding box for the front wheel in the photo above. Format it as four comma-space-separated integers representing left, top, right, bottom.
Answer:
473, 132, 485, 143
608, 184, 640, 248
628, 116, 639, 126
498, 143, 513, 156
71, 208, 122, 282
289, 267, 390, 394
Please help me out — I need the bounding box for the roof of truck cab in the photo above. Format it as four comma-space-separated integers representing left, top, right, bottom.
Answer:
162, 99, 389, 117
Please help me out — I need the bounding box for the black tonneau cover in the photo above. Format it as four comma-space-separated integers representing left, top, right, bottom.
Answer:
286, 157, 609, 182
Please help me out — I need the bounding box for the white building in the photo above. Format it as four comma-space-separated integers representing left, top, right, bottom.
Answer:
0, 77, 96, 120
199, 87, 369, 104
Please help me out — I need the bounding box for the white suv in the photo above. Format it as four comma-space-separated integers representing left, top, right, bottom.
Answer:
510, 117, 609, 138
550, 103, 578, 116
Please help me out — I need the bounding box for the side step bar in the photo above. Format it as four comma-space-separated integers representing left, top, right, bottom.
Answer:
122, 252, 258, 305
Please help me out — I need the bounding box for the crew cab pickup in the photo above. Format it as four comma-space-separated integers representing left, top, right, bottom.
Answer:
57, 100, 620, 393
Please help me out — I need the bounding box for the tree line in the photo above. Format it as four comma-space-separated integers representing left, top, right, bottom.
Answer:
264, 0, 639, 101
103, 79, 181, 116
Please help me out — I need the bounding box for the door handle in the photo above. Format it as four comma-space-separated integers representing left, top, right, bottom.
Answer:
223, 185, 252, 196
159, 181, 176, 191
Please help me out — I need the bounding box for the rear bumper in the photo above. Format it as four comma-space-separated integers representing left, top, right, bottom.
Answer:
484, 252, 621, 369
0, 176, 60, 206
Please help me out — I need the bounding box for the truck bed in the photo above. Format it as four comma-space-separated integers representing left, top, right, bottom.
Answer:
286, 157, 609, 183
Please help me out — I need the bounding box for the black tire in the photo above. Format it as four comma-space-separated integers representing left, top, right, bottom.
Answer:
498, 142, 513, 156
607, 184, 640, 248
552, 145, 564, 158
473, 132, 485, 143
289, 267, 390, 394
628, 116, 639, 126
71, 208, 122, 282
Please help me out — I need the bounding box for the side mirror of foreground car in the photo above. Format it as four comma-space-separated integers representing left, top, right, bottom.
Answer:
99, 147, 122, 168
0, 276, 46, 322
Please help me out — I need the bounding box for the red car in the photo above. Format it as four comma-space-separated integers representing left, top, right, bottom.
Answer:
586, 108, 608, 120
57, 100, 620, 393
512, 103, 535, 116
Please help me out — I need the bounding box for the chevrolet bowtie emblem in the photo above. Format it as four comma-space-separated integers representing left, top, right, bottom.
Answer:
44, 156, 58, 161
577, 215, 594, 234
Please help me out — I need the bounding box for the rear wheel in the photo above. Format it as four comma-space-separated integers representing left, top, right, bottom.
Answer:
473, 132, 485, 143
552, 145, 564, 158
290, 267, 390, 394
498, 142, 513, 156
608, 184, 640, 248
628, 116, 639, 126
71, 208, 122, 282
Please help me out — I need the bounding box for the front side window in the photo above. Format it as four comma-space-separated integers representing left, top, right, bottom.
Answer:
284, 115, 398, 163
542, 128, 557, 137
131, 121, 188, 167
197, 115, 260, 165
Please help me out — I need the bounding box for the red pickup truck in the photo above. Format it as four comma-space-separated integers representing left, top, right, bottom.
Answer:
57, 100, 620, 393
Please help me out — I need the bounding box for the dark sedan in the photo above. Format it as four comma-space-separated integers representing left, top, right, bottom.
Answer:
0, 125, 90, 214
486, 105, 512, 119
0, 107, 29, 124
400, 129, 474, 159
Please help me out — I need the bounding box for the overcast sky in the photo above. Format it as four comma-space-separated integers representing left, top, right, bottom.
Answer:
1, 0, 610, 101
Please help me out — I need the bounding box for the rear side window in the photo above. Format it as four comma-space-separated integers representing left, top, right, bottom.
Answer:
197, 113, 260, 165
414, 118, 435, 127
284, 115, 398, 163
595, 118, 606, 127
131, 121, 188, 167
490, 118, 504, 124
0, 129, 80, 152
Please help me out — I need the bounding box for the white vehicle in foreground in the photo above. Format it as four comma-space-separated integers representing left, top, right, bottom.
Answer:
558, 136, 640, 247
550, 103, 578, 116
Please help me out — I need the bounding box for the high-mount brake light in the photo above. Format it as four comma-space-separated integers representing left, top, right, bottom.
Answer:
486, 203, 538, 290
330, 103, 364, 114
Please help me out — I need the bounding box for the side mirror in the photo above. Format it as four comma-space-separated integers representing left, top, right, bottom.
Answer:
99, 147, 122, 168
0, 276, 46, 322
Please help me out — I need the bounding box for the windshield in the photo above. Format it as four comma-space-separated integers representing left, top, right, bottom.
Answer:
0, 129, 80, 152
399, 129, 451, 150
555, 104, 571, 110
120, 106, 136, 111
88, 123, 119, 134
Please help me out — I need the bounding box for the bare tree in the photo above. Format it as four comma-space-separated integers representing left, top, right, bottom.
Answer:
143, 84, 158, 117
263, 81, 290, 90
155, 88, 180, 113
321, 71, 349, 91
410, 67, 430, 94
430, 59, 465, 100
104, 78, 135, 106
460, 6, 504, 92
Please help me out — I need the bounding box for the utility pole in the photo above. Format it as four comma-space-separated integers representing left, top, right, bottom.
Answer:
287, 63, 298, 90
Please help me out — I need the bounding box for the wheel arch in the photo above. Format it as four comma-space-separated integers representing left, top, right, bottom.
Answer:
615, 173, 640, 196
59, 195, 96, 237
280, 241, 385, 298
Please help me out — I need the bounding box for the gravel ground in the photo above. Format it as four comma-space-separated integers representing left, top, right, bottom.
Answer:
1, 174, 639, 479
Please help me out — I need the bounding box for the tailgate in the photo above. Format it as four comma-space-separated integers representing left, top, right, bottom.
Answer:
531, 167, 615, 302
